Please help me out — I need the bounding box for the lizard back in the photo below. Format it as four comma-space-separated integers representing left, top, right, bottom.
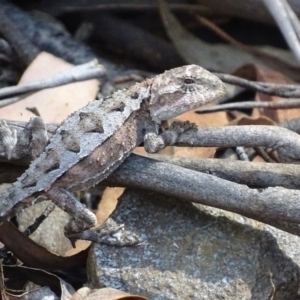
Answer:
0, 83, 150, 216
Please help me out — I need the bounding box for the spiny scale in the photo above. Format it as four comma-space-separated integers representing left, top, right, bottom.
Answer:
0, 84, 151, 216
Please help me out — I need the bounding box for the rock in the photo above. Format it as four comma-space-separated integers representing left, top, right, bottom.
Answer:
17, 201, 72, 255
87, 189, 300, 300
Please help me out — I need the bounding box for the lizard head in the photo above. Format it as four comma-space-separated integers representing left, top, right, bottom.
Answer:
149, 65, 226, 123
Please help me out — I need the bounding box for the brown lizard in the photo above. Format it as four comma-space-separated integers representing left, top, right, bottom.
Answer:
0, 65, 226, 234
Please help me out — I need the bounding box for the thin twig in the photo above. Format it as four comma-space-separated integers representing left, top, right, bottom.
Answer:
0, 60, 105, 105
196, 99, 300, 113
283, 0, 300, 40
23, 203, 56, 236
0, 93, 35, 108
253, 147, 277, 163
2, 119, 300, 164
235, 147, 249, 161
214, 72, 300, 98
0, 2, 39, 65
63, 3, 208, 13
263, 0, 300, 62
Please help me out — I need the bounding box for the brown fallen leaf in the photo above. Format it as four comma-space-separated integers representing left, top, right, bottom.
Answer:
0, 221, 88, 271
71, 287, 148, 300
228, 115, 276, 126
0, 52, 99, 124
156, 0, 296, 75
196, 15, 300, 81
3, 265, 76, 298
96, 187, 124, 225
234, 64, 300, 122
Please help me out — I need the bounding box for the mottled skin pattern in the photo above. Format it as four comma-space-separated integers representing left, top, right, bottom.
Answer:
0, 65, 226, 233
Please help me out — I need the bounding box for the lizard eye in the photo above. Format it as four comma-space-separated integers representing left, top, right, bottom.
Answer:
183, 78, 195, 84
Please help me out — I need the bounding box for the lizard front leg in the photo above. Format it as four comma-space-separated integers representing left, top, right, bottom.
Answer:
45, 187, 97, 235
144, 121, 196, 153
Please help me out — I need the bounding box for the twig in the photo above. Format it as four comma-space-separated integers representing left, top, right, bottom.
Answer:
0, 2, 39, 65
283, 0, 300, 40
1, 119, 300, 167
214, 73, 300, 98
0, 60, 106, 107
101, 155, 300, 235
195, 99, 300, 113
175, 125, 300, 163
142, 154, 296, 189
253, 147, 277, 163
1, 0, 96, 66
4, 147, 300, 189
3, 140, 300, 236
23, 203, 56, 237
63, 3, 208, 13
235, 147, 249, 161
3, 120, 300, 235
262, 0, 300, 62
0, 93, 35, 108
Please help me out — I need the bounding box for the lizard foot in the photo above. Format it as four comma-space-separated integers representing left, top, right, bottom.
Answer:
66, 224, 141, 247
144, 120, 197, 153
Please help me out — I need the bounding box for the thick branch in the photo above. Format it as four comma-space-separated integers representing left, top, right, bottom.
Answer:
101, 155, 300, 233
145, 154, 300, 189
176, 125, 300, 163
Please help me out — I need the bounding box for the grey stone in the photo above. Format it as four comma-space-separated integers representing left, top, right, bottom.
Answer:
17, 201, 72, 255
87, 189, 300, 300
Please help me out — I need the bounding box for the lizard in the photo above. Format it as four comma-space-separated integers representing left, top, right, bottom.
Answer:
0, 64, 226, 235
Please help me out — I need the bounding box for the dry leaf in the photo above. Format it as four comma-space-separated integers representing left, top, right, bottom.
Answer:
228, 115, 276, 126
0, 52, 99, 124
71, 287, 148, 300
234, 64, 300, 122
96, 187, 124, 224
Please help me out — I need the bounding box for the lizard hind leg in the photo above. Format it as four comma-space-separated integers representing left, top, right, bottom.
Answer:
45, 187, 97, 235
